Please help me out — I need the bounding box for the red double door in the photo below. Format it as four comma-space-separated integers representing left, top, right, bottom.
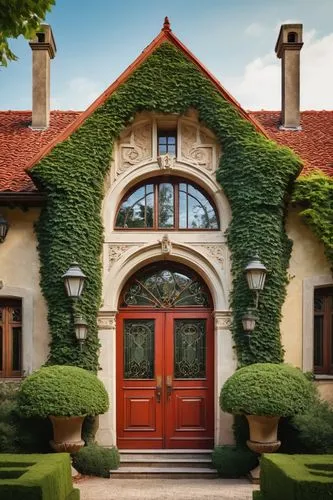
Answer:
116, 309, 214, 449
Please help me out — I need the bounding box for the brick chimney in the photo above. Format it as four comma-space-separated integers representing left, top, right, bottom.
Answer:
275, 24, 303, 130
29, 24, 56, 129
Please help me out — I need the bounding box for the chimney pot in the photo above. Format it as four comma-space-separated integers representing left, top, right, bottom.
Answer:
275, 24, 303, 130
29, 24, 56, 129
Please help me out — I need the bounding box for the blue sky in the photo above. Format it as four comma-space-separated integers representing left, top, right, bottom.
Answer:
1, 0, 333, 111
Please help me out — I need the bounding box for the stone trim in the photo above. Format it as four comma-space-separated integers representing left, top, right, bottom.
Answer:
0, 285, 34, 376
303, 274, 333, 372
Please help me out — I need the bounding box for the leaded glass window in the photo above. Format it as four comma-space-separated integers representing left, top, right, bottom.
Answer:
174, 319, 206, 378
115, 178, 219, 230
122, 264, 210, 308
314, 287, 333, 374
124, 320, 154, 379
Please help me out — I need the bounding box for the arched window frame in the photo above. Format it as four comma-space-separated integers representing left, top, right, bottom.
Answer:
114, 176, 220, 231
119, 262, 213, 309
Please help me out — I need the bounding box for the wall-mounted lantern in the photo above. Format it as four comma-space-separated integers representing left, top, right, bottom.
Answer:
63, 262, 88, 348
244, 254, 267, 309
74, 315, 88, 349
242, 254, 267, 335
242, 309, 257, 335
0, 215, 9, 243
62, 262, 86, 299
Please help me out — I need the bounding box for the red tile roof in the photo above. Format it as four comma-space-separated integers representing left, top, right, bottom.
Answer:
0, 111, 80, 192
0, 19, 332, 193
0, 110, 332, 193
250, 111, 333, 178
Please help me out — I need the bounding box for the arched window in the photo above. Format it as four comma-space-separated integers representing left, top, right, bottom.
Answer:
115, 178, 219, 230
120, 263, 212, 308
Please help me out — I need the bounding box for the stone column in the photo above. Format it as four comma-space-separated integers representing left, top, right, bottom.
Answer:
214, 311, 237, 445
96, 311, 117, 446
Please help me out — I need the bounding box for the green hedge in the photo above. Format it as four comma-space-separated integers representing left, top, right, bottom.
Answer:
220, 363, 315, 416
256, 454, 333, 500
0, 381, 52, 453
72, 444, 120, 478
18, 365, 109, 418
212, 446, 258, 478
0, 453, 79, 500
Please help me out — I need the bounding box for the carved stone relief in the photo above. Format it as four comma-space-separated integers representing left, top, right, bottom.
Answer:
215, 313, 232, 331
117, 122, 152, 175
108, 244, 139, 270
157, 153, 176, 169
180, 122, 218, 172
194, 244, 225, 267
160, 234, 172, 254
97, 314, 116, 330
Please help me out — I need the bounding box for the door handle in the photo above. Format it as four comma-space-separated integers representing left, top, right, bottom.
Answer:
156, 375, 162, 403
166, 375, 172, 400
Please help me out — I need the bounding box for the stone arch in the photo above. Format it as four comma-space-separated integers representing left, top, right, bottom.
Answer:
103, 241, 229, 311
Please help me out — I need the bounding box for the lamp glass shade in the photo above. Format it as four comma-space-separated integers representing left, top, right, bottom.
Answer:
242, 310, 256, 333
74, 315, 88, 342
244, 255, 267, 291
62, 263, 86, 298
0, 215, 9, 243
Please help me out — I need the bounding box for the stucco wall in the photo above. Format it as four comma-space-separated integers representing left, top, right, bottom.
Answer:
281, 206, 332, 401
0, 208, 49, 373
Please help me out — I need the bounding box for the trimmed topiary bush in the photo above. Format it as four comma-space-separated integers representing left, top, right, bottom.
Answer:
72, 444, 120, 478
212, 446, 258, 478
18, 365, 109, 418
220, 363, 315, 416
0, 453, 79, 500
257, 454, 333, 500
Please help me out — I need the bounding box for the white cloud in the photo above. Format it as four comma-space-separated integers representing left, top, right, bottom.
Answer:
225, 29, 333, 110
51, 77, 103, 110
245, 22, 265, 37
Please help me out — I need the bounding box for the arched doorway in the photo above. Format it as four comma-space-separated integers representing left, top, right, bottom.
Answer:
116, 262, 214, 449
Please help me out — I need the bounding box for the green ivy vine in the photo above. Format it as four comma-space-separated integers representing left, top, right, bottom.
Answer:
30, 42, 301, 370
292, 172, 333, 270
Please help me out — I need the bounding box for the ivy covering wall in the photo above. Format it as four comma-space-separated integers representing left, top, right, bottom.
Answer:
292, 172, 333, 270
30, 42, 301, 371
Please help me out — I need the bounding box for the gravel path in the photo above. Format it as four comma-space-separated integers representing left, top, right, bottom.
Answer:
76, 477, 258, 500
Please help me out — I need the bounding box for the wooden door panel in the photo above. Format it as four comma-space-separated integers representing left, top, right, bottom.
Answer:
117, 312, 164, 449
124, 393, 157, 430
175, 394, 206, 430
165, 312, 214, 449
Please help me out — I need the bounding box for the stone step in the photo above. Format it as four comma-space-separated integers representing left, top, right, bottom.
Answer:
120, 453, 212, 463
112, 466, 219, 479
120, 458, 213, 468
120, 449, 213, 454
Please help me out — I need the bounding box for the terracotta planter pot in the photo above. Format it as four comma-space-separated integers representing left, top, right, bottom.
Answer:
246, 414, 281, 454
245, 414, 281, 483
49, 415, 85, 454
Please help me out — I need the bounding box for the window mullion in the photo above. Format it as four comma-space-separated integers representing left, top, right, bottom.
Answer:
154, 183, 158, 230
